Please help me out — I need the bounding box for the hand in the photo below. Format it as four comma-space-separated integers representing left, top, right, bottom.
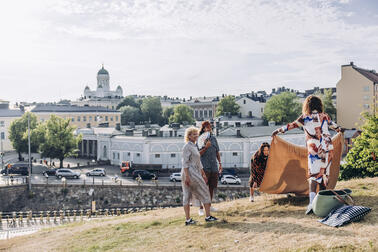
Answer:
272, 129, 281, 137
202, 173, 208, 184
218, 164, 223, 175
205, 140, 211, 149
185, 176, 191, 186
323, 175, 329, 187
329, 150, 334, 162
253, 182, 257, 188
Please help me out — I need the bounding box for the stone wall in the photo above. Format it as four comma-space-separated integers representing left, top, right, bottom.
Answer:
0, 184, 249, 212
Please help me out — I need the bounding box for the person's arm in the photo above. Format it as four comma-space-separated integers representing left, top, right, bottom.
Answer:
214, 137, 222, 174
182, 145, 192, 186
272, 115, 303, 136
199, 140, 211, 156
327, 114, 342, 133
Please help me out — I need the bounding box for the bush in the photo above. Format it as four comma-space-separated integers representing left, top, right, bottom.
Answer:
340, 112, 377, 180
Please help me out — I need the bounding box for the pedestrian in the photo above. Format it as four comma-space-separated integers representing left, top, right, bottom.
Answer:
249, 142, 270, 202
272, 95, 341, 214
197, 121, 222, 216
182, 126, 218, 225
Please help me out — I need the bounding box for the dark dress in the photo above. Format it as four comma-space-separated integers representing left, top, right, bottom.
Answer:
249, 153, 268, 188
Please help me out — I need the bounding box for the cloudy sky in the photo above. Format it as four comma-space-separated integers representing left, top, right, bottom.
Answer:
1, 0, 377, 103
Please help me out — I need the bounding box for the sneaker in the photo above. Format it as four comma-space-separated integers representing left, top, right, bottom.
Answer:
305, 204, 313, 215
255, 190, 261, 196
249, 196, 254, 202
205, 215, 218, 222
198, 208, 204, 216
210, 206, 218, 212
185, 218, 197, 226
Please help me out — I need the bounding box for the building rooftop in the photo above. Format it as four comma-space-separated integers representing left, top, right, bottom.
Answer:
32, 105, 119, 113
0, 109, 23, 118
354, 66, 378, 83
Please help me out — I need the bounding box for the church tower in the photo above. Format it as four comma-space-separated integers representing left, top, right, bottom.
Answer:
97, 64, 110, 92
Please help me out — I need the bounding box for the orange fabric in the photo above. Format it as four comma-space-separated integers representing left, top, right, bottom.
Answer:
260, 133, 344, 195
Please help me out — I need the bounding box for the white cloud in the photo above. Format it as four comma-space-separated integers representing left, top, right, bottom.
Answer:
0, 0, 377, 102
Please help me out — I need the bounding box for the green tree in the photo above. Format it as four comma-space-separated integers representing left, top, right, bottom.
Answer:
162, 107, 175, 125
39, 115, 82, 168
8, 112, 39, 161
216, 95, 240, 117
116, 96, 138, 110
140, 97, 163, 124
120, 106, 144, 125
263, 92, 301, 124
340, 112, 377, 180
168, 105, 195, 124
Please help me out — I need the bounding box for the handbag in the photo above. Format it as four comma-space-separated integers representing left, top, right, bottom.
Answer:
312, 189, 353, 217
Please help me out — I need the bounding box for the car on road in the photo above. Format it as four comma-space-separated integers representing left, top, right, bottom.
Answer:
42, 168, 59, 177
86, 168, 106, 177
132, 170, 157, 180
169, 173, 182, 182
55, 169, 81, 179
221, 175, 241, 185
1, 162, 30, 176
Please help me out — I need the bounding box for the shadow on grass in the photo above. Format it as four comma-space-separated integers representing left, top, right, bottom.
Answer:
208, 220, 354, 237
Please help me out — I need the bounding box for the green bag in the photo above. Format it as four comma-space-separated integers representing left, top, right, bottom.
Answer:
312, 189, 353, 217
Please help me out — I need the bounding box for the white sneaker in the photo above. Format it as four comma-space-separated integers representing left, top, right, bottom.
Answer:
210, 206, 218, 212
198, 208, 204, 216
250, 196, 254, 202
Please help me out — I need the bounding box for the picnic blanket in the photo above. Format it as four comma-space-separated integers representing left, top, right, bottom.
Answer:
260, 133, 344, 195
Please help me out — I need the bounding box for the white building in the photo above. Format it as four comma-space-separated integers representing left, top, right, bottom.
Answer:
78, 125, 305, 169
0, 100, 24, 152
72, 65, 124, 109
235, 95, 266, 119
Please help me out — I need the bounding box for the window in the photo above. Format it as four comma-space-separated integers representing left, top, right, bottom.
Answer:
127, 152, 130, 156
364, 95, 370, 100
110, 117, 113, 121
77, 116, 81, 122
243, 99, 246, 104
89, 116, 92, 121
261, 108, 264, 113
112, 106, 114, 110
233, 152, 238, 156
83, 116, 86, 122
0, 121, 4, 127
117, 153, 120, 159
364, 104, 370, 109
113, 153, 115, 159
171, 153, 176, 158
155, 154, 160, 158
105, 116, 108, 121
363, 86, 370, 92
115, 116, 119, 121
1, 132, 5, 140
199, 110, 203, 118
209, 110, 213, 118
136, 153, 140, 157
204, 110, 208, 118
71, 117, 75, 122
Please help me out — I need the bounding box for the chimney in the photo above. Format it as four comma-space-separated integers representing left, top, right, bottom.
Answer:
350, 61, 354, 66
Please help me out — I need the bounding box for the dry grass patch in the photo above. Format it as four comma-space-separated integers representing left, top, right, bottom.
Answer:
0, 177, 377, 252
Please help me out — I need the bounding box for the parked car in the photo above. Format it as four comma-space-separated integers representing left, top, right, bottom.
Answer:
86, 168, 106, 177
55, 169, 81, 179
132, 170, 157, 180
169, 173, 182, 182
219, 168, 238, 180
0, 162, 30, 176
42, 168, 59, 176
221, 175, 241, 185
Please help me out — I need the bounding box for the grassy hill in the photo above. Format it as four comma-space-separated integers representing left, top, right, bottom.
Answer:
1, 177, 377, 252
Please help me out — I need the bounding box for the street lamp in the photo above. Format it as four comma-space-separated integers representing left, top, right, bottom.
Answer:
27, 112, 32, 191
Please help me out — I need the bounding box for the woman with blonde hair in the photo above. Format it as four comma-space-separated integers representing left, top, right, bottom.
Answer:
272, 95, 341, 214
181, 126, 218, 225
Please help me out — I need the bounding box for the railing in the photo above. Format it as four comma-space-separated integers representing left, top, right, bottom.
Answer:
0, 177, 27, 187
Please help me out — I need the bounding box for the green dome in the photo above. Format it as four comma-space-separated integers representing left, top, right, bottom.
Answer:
97, 65, 109, 75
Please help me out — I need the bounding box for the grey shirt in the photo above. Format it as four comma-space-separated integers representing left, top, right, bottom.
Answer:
199, 134, 220, 172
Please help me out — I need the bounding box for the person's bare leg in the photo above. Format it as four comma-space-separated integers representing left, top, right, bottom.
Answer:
203, 203, 211, 217
184, 204, 190, 220
250, 187, 254, 197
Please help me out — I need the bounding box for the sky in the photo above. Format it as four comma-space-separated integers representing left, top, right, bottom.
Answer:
0, 0, 377, 103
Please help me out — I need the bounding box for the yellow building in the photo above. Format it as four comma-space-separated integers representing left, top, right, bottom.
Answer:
31, 104, 121, 129
336, 62, 377, 129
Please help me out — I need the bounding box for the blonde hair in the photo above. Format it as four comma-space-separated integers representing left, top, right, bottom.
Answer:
184, 126, 199, 143
302, 95, 324, 115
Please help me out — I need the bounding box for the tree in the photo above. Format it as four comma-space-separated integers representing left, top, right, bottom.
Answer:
8, 112, 39, 161
169, 105, 195, 124
116, 96, 138, 110
315, 89, 336, 120
263, 92, 301, 124
39, 115, 82, 168
140, 97, 163, 124
340, 112, 377, 180
120, 106, 144, 125
216, 95, 240, 117
162, 107, 174, 125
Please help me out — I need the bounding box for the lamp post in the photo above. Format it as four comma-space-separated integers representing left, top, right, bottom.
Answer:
27, 113, 32, 191
0, 131, 4, 173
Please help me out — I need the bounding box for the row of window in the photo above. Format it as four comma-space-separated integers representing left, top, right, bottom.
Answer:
194, 110, 213, 118
0, 121, 4, 127
72, 115, 119, 123
153, 152, 238, 158
111, 152, 240, 160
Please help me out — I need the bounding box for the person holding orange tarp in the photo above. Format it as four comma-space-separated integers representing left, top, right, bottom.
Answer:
272, 95, 342, 214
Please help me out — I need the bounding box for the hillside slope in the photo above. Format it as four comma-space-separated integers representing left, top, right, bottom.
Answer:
1, 177, 377, 252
